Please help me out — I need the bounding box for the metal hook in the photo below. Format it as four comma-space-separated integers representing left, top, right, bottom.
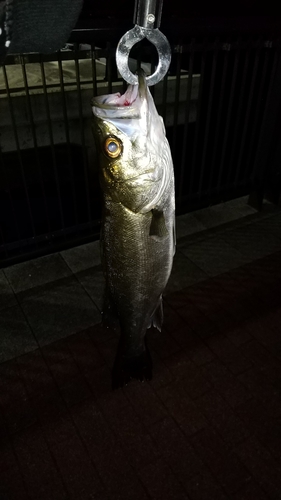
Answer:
115, 0, 171, 86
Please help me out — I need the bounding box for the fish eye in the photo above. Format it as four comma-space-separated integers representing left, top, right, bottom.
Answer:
104, 137, 122, 158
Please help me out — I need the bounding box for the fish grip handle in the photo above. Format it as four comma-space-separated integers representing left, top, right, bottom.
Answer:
133, 0, 163, 29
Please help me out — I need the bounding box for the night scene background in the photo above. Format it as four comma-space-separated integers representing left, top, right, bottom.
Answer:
1, 3, 281, 500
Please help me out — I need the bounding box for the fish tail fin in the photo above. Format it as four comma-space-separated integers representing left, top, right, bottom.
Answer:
112, 337, 152, 389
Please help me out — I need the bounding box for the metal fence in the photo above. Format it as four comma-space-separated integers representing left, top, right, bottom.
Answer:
0, 29, 281, 266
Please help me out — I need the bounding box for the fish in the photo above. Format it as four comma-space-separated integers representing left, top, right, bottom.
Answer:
92, 70, 175, 388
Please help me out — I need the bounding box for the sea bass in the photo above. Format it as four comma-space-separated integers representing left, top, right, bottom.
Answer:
92, 70, 175, 387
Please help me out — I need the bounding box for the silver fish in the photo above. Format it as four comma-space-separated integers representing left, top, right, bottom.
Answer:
92, 70, 175, 387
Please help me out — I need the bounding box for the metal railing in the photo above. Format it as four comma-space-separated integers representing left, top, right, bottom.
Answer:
0, 29, 280, 266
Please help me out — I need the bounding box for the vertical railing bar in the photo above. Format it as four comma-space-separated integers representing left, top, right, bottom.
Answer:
208, 50, 229, 192
188, 48, 206, 197
74, 44, 92, 223
20, 57, 51, 233
57, 50, 79, 225
161, 71, 168, 125
39, 56, 65, 231
0, 147, 21, 242
122, 78, 127, 92
234, 48, 260, 184
0, 226, 7, 257
122, 45, 128, 92
106, 42, 112, 94
0, 233, 8, 258
150, 50, 156, 98
2, 65, 36, 238
90, 45, 98, 97
198, 45, 218, 195
244, 50, 269, 177
172, 49, 182, 155
179, 48, 194, 201
251, 50, 280, 180
226, 49, 250, 185
217, 49, 240, 188
137, 49, 142, 72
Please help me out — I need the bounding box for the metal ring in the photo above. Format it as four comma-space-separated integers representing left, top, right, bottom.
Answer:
116, 25, 171, 86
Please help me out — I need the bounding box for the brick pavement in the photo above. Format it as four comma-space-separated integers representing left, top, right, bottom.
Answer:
1, 248, 281, 499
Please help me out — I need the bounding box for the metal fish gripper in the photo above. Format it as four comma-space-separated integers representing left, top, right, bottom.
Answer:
116, 0, 171, 86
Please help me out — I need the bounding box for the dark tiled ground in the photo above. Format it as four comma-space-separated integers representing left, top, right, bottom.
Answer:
1, 201, 281, 499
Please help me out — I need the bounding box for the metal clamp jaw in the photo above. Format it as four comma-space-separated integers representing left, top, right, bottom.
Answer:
116, 0, 171, 86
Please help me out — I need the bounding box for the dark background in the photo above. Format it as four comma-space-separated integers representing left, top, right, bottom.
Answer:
79, 0, 276, 19
74, 3, 281, 44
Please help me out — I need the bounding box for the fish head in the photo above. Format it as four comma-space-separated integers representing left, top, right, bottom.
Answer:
92, 71, 172, 213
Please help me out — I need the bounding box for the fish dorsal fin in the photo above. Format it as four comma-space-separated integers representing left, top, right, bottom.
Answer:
149, 209, 168, 237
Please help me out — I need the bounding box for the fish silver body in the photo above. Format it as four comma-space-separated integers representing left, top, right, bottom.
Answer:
92, 71, 175, 385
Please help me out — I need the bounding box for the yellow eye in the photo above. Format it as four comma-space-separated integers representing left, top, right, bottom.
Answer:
104, 137, 122, 158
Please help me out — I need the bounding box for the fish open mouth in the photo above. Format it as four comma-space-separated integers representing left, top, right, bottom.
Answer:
102, 83, 139, 107
91, 70, 147, 115
92, 81, 139, 111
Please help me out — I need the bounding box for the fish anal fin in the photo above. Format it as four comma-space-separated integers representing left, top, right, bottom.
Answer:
149, 209, 168, 237
148, 296, 163, 332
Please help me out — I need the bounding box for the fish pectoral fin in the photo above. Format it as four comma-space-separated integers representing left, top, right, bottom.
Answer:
149, 209, 168, 237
